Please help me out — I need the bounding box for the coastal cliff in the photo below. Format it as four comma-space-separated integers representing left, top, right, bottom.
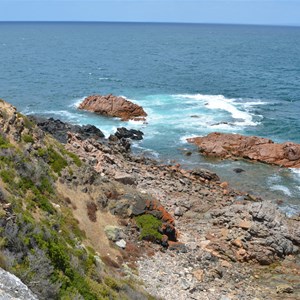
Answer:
0, 99, 300, 300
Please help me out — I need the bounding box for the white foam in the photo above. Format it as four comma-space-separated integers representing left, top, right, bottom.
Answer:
70, 97, 86, 108
290, 168, 300, 176
180, 134, 201, 144
175, 93, 257, 127
42, 110, 79, 120
270, 185, 292, 197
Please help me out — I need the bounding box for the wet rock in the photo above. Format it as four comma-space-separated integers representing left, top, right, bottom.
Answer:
30, 116, 104, 143
115, 127, 144, 140
191, 168, 220, 181
233, 168, 245, 173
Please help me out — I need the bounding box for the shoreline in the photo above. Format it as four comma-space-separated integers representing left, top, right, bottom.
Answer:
32, 115, 300, 299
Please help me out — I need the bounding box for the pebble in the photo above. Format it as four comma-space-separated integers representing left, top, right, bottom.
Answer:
115, 239, 126, 249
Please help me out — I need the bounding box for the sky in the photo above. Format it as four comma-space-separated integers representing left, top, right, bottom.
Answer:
0, 0, 300, 26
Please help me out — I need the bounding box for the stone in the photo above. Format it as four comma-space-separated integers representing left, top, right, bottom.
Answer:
116, 239, 127, 249
276, 284, 294, 294
238, 220, 252, 230
114, 172, 136, 185
220, 182, 228, 189
174, 207, 184, 217
233, 168, 245, 173
78, 94, 147, 121
191, 168, 220, 181
115, 127, 144, 140
104, 225, 122, 242
193, 269, 204, 281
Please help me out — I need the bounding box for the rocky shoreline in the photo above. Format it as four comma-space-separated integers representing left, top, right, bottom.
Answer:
32, 116, 300, 300
187, 132, 300, 168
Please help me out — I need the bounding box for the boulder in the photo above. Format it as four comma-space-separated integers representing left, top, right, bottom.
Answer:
78, 94, 147, 121
114, 172, 136, 185
191, 168, 220, 182
187, 132, 300, 168
104, 225, 123, 242
115, 127, 144, 140
115, 239, 126, 249
0, 268, 38, 300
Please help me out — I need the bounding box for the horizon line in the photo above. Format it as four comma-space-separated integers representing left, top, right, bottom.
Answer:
0, 20, 300, 28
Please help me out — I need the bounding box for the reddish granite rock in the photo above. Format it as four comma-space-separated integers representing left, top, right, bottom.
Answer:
187, 132, 300, 168
78, 94, 147, 121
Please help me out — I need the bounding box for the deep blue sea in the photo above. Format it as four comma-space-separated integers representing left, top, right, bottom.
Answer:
1, 22, 300, 214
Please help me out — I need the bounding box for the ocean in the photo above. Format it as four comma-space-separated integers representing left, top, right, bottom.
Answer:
0, 22, 300, 214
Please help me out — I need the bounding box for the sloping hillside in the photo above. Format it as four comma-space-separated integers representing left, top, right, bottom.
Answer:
0, 99, 155, 300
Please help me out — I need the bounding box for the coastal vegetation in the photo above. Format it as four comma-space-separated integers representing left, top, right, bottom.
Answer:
0, 101, 152, 299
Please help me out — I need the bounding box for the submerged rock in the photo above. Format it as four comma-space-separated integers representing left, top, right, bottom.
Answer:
187, 132, 300, 168
78, 94, 147, 121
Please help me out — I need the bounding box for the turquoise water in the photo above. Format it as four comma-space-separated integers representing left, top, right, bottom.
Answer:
1, 22, 300, 214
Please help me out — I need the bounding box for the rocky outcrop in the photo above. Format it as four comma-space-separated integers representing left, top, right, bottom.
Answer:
29, 116, 105, 143
0, 268, 38, 300
78, 94, 147, 121
114, 127, 144, 140
188, 132, 300, 168
207, 201, 300, 265
15, 112, 300, 299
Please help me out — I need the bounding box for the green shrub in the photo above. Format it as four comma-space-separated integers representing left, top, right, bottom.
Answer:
39, 176, 54, 194
104, 276, 122, 291
135, 214, 163, 242
0, 135, 12, 149
22, 134, 34, 143
66, 151, 82, 167
36, 148, 47, 157
48, 147, 68, 174
0, 169, 15, 184
37, 195, 55, 214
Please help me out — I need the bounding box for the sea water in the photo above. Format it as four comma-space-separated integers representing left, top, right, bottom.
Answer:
0, 22, 300, 214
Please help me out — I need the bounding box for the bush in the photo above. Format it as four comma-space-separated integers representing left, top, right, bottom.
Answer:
22, 134, 34, 143
0, 135, 12, 149
48, 147, 68, 174
0, 169, 15, 184
66, 151, 82, 167
135, 214, 162, 242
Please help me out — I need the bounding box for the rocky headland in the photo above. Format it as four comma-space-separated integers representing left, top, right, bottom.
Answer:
34, 114, 300, 299
78, 94, 147, 121
187, 132, 300, 168
1, 99, 300, 300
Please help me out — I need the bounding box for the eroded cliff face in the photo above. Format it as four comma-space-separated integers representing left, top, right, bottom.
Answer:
188, 132, 300, 168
